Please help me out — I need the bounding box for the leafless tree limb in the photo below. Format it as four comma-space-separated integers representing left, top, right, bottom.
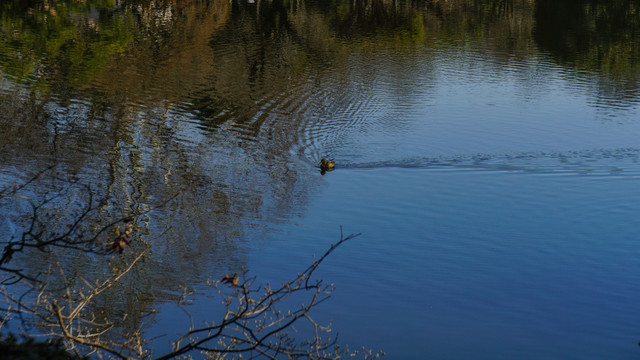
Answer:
0, 167, 179, 285
153, 230, 373, 360
1, 171, 383, 359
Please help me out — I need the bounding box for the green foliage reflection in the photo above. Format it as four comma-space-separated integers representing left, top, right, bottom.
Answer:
0, 0, 134, 89
534, 0, 640, 74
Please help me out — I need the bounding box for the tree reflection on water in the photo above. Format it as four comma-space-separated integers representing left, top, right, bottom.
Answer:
1, 0, 640, 357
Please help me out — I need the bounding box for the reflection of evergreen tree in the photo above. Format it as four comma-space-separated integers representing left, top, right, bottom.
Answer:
0, 0, 133, 89
308, 0, 428, 44
534, 0, 640, 73
2, 1, 640, 354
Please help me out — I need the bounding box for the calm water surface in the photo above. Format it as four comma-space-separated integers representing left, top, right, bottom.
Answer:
1, 0, 640, 359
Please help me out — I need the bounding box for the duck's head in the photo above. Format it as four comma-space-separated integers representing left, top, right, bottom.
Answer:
319, 158, 335, 170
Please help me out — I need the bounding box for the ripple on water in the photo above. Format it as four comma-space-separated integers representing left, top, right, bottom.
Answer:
282, 57, 406, 164
330, 147, 640, 178
276, 149, 640, 359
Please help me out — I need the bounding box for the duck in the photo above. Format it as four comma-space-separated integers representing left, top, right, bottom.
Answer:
319, 158, 335, 172
111, 223, 134, 254
221, 273, 240, 286
112, 236, 130, 254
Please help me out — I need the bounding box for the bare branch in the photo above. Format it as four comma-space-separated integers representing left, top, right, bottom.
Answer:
154, 230, 364, 360
1, 171, 380, 359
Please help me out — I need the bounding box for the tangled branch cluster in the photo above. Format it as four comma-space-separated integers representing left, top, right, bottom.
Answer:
162, 231, 367, 360
0, 168, 384, 359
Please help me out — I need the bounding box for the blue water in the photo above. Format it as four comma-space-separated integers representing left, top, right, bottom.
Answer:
229, 50, 640, 358
138, 47, 640, 359
246, 161, 640, 359
3, 1, 640, 358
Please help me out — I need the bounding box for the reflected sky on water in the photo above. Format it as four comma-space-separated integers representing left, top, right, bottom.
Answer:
1, 0, 640, 358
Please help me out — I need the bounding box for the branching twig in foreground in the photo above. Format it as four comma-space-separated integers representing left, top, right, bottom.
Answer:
1, 227, 383, 359
155, 229, 383, 360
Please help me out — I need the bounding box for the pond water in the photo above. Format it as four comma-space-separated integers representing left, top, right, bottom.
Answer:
2, 0, 640, 359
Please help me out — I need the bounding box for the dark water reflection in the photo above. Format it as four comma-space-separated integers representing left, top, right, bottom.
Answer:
2, 0, 640, 358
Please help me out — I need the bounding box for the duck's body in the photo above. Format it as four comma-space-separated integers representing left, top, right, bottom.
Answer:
111, 223, 134, 254
319, 158, 335, 171
112, 236, 130, 254
221, 273, 240, 286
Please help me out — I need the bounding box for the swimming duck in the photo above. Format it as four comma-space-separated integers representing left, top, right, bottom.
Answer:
221, 273, 240, 286
112, 236, 130, 254
319, 158, 335, 172
111, 223, 134, 254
